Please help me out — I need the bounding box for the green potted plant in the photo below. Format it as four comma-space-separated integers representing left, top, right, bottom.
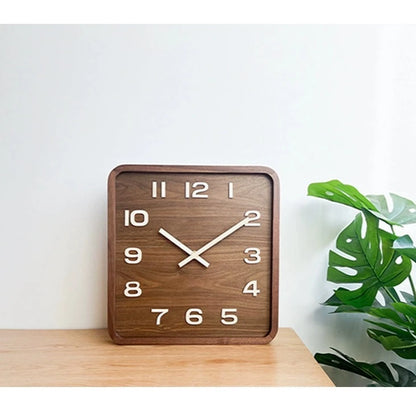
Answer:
308, 179, 416, 387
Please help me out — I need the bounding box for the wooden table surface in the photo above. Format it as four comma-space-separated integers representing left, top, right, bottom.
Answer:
0, 327, 334, 387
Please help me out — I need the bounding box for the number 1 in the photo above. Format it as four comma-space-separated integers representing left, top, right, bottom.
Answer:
228, 182, 234, 199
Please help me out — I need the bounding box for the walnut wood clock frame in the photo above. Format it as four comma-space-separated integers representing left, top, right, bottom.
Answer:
108, 164, 279, 345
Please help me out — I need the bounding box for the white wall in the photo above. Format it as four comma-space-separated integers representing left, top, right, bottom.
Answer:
1, 25, 416, 385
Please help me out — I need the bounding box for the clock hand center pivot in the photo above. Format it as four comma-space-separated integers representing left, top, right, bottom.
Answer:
158, 228, 210, 268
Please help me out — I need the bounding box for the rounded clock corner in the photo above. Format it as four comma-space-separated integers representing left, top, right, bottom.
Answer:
257, 166, 280, 186
263, 326, 279, 344
107, 164, 131, 183
108, 327, 126, 345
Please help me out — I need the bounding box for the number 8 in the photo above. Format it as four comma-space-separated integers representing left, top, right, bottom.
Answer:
124, 281, 142, 297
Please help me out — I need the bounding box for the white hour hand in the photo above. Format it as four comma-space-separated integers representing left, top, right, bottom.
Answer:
159, 228, 210, 268
178, 217, 250, 268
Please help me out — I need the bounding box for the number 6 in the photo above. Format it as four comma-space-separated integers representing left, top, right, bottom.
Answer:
185, 308, 203, 325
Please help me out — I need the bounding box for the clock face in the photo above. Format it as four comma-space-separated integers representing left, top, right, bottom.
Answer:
108, 165, 279, 344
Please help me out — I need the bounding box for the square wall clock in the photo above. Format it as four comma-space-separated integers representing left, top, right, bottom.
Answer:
108, 165, 279, 344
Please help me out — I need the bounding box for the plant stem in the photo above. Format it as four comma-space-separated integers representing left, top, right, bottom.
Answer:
409, 276, 416, 301
390, 225, 416, 301
384, 287, 401, 303
386, 228, 415, 324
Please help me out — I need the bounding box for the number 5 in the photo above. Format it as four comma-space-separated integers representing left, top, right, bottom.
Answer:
221, 308, 238, 325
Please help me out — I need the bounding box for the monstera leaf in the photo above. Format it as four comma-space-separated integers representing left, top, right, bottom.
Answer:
327, 212, 411, 308
308, 180, 378, 212
367, 193, 416, 225
365, 302, 416, 359
309, 179, 416, 385
315, 348, 416, 387
308, 180, 414, 226
393, 235, 416, 262
367, 327, 416, 359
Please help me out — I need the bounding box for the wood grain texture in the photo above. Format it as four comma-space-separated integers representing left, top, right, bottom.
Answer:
108, 165, 279, 344
0, 328, 334, 387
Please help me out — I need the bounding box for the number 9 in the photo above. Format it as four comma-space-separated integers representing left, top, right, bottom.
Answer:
124, 247, 142, 264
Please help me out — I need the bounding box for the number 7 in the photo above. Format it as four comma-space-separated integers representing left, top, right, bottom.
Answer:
151, 308, 169, 325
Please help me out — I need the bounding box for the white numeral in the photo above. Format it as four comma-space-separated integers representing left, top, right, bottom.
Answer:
243, 280, 260, 297
124, 281, 142, 297
151, 308, 169, 325
124, 247, 142, 264
185, 308, 203, 325
185, 182, 209, 198
228, 182, 234, 199
152, 181, 166, 198
221, 308, 238, 325
244, 247, 261, 264
244, 210, 261, 226
124, 210, 149, 226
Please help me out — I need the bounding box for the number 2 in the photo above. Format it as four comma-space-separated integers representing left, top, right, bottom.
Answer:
244, 210, 260, 226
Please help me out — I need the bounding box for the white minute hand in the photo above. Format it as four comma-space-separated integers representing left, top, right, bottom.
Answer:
178, 216, 251, 268
159, 228, 210, 268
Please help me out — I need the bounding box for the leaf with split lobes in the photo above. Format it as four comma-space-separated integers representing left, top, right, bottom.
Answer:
367, 328, 416, 359
367, 193, 416, 225
365, 315, 416, 359
308, 179, 378, 211
401, 291, 416, 305
393, 235, 416, 262
392, 302, 416, 320
314, 348, 416, 386
366, 305, 416, 330
327, 213, 411, 308
307, 180, 406, 226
